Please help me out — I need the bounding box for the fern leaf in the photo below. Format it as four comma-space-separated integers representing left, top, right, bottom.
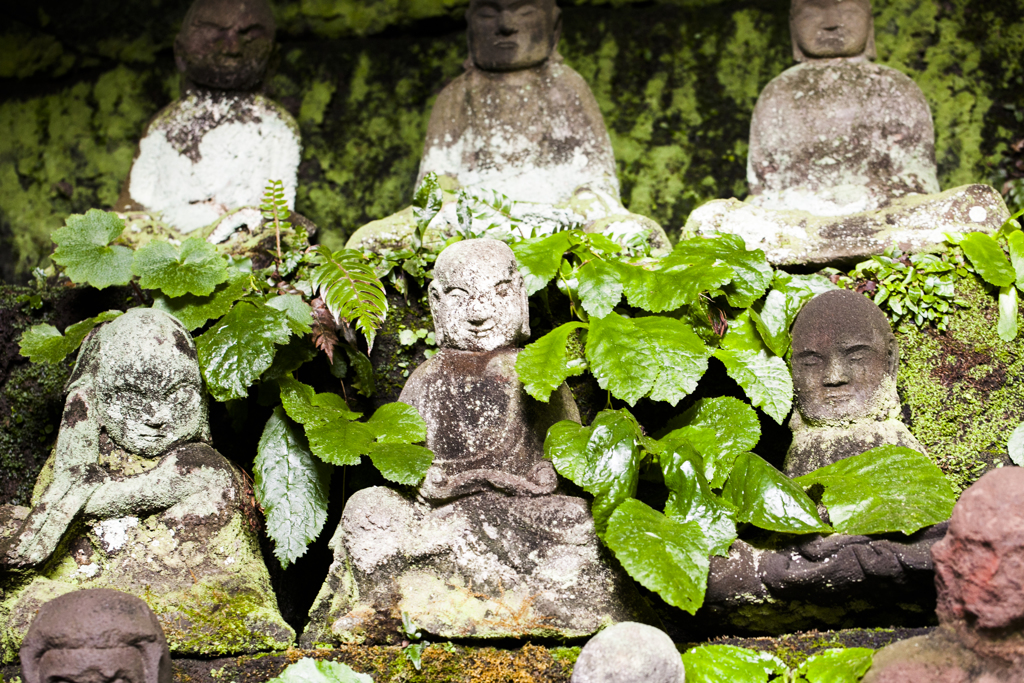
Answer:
310, 245, 388, 351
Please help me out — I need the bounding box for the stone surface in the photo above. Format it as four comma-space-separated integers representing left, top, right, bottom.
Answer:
0, 309, 293, 663
20, 589, 171, 683
786, 289, 924, 477
302, 239, 652, 644
570, 622, 684, 683
863, 468, 1024, 682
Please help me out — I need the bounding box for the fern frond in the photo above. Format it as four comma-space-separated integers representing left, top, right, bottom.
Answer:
310, 245, 388, 351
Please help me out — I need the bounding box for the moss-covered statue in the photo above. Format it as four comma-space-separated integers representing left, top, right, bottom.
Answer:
301, 239, 651, 646
115, 0, 308, 264
0, 309, 294, 662
686, 0, 1009, 266
346, 0, 669, 255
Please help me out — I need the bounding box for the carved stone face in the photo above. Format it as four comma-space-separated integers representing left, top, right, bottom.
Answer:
174, 0, 276, 90
467, 0, 560, 72
38, 648, 146, 683
791, 290, 896, 422
429, 239, 530, 352
790, 0, 873, 60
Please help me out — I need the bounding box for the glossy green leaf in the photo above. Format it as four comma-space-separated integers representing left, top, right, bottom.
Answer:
661, 444, 737, 556
267, 657, 372, 683
342, 344, 376, 397
617, 261, 733, 313
132, 236, 229, 297
309, 246, 388, 349
998, 285, 1018, 342
682, 645, 787, 683
306, 419, 374, 466
634, 317, 712, 406
515, 322, 588, 402
794, 647, 874, 683
661, 397, 761, 488
51, 209, 133, 289
723, 452, 830, 534
585, 314, 658, 405
577, 258, 623, 317
255, 407, 331, 569
510, 232, 574, 295
367, 402, 428, 444
666, 233, 773, 308
960, 232, 1015, 287
151, 269, 249, 330
1008, 421, 1024, 467
196, 301, 293, 401
18, 310, 123, 364
606, 499, 709, 614
1007, 230, 1024, 290
795, 446, 956, 536
366, 443, 434, 485
720, 310, 767, 353
715, 348, 794, 424
267, 294, 314, 335
262, 337, 318, 381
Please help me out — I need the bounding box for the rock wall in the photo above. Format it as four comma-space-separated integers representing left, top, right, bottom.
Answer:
2, 0, 1022, 281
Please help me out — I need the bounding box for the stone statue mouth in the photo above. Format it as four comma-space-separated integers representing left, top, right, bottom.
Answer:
494, 40, 519, 49
469, 323, 496, 335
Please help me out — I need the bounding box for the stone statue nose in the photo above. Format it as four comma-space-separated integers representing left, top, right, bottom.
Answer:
823, 357, 849, 386
144, 402, 171, 427
466, 296, 493, 325
497, 12, 518, 35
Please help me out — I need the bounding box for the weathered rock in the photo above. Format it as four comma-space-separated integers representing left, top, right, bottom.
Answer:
786, 289, 924, 477
570, 622, 684, 683
0, 309, 293, 662
863, 468, 1024, 682
20, 589, 171, 683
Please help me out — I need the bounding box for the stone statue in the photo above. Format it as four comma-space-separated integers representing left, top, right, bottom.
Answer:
20, 589, 171, 683
0, 309, 293, 662
686, 0, 1008, 265
346, 0, 669, 255
863, 467, 1024, 682
117, 0, 302, 243
301, 239, 651, 645
786, 289, 925, 477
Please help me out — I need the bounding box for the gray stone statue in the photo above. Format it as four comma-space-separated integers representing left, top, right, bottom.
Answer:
864, 467, 1024, 682
687, 0, 1008, 265
118, 0, 301, 238
0, 309, 293, 662
301, 239, 650, 645
20, 589, 171, 683
786, 289, 925, 477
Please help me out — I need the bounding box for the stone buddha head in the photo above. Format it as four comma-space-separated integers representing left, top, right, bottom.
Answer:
174, 0, 277, 91
791, 289, 897, 424
466, 0, 562, 72
429, 239, 530, 352
21, 589, 171, 683
790, 0, 876, 62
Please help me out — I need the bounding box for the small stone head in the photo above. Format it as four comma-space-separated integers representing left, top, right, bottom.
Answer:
933, 468, 1024, 631
429, 238, 530, 352
790, 0, 876, 62
79, 309, 208, 456
791, 289, 897, 423
466, 0, 561, 72
21, 589, 171, 683
174, 0, 277, 90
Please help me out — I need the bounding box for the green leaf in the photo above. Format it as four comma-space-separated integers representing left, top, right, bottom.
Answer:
795, 446, 956, 536
960, 232, 1015, 287
267, 294, 314, 335
18, 310, 123, 364
794, 648, 874, 683
1008, 422, 1024, 467
306, 419, 374, 466
255, 407, 331, 569
723, 452, 830, 534
367, 402, 428, 444
267, 657, 373, 683
515, 322, 588, 402
665, 233, 773, 308
998, 285, 1019, 342
714, 348, 793, 424
544, 409, 642, 535
606, 499, 709, 614
151, 269, 249, 331
633, 317, 712, 406
682, 645, 788, 683
310, 246, 388, 349
262, 337, 318, 381
577, 259, 623, 318
661, 444, 737, 556
510, 232, 574, 295
661, 397, 761, 488
342, 344, 376, 397
367, 443, 434, 485
51, 209, 134, 289
1007, 230, 1024, 290
750, 288, 794, 357
586, 314, 658, 405
617, 261, 733, 313
196, 301, 293, 401
132, 236, 229, 297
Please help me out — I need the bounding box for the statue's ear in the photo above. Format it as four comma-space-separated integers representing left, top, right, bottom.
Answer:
864, 20, 877, 60
790, 21, 807, 63
517, 275, 531, 343
887, 337, 899, 377
550, 7, 563, 54
428, 281, 447, 348
173, 33, 187, 74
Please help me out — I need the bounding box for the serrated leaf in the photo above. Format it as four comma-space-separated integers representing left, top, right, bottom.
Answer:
723, 452, 830, 534
18, 310, 123, 364
661, 397, 761, 488
366, 402, 428, 444
715, 347, 793, 424
255, 407, 331, 569
682, 645, 788, 683
750, 289, 793, 357
661, 444, 737, 556
666, 233, 773, 308
279, 376, 361, 424
960, 232, 1015, 287
633, 317, 712, 406
306, 419, 374, 466
267, 294, 314, 335
151, 269, 249, 330
720, 310, 767, 353
310, 246, 388, 349
617, 261, 733, 313
586, 314, 658, 405
577, 259, 623, 317
51, 209, 134, 289
795, 446, 956, 536
196, 301, 293, 401
605, 499, 709, 614
268, 657, 373, 683
516, 322, 588, 402
510, 232, 574, 295
132, 236, 228, 297
262, 337, 318, 382
366, 443, 434, 485
342, 344, 376, 397
1008, 230, 1024, 290
794, 648, 874, 683
1008, 422, 1024, 467
998, 285, 1018, 342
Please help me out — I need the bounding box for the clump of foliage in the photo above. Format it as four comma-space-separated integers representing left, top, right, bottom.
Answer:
268, 657, 372, 683
683, 644, 874, 682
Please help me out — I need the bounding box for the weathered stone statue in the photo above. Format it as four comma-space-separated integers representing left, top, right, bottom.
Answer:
118, 0, 301, 240
864, 467, 1024, 682
686, 0, 1008, 265
346, 0, 669, 254
786, 289, 924, 477
20, 589, 171, 683
0, 309, 293, 662
301, 239, 650, 645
